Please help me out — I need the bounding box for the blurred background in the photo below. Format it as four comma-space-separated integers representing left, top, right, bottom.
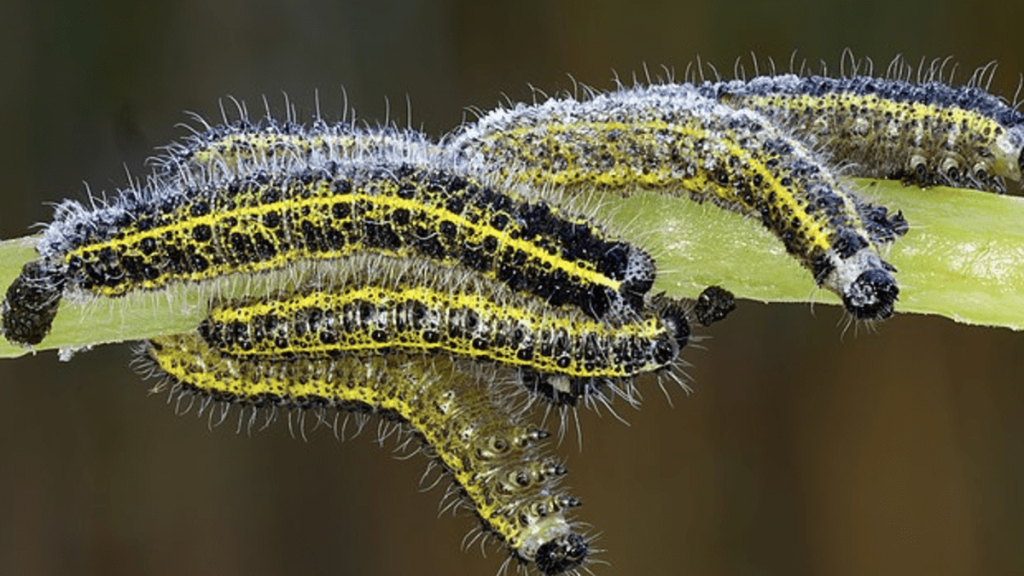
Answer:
1, 0, 1023, 575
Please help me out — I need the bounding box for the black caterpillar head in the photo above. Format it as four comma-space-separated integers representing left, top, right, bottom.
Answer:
535, 533, 589, 575
693, 285, 736, 327
843, 268, 899, 320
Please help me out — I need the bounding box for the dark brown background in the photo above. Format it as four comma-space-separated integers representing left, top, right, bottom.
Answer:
1, 1, 1023, 575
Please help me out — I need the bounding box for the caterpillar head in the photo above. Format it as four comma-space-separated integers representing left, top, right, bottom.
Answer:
693, 285, 736, 327
535, 533, 589, 575
843, 267, 899, 320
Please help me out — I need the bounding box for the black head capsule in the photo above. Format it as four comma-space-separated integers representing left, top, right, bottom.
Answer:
693, 285, 736, 327
843, 268, 899, 320
1, 260, 66, 346
534, 533, 589, 576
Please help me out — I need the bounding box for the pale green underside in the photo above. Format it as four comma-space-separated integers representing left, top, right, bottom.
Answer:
2, 178, 1022, 359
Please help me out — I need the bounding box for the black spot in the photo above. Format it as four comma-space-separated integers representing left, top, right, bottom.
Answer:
192, 224, 212, 243
259, 184, 281, 204
189, 254, 209, 273
139, 237, 158, 255
189, 201, 210, 217
254, 235, 278, 260
120, 255, 146, 282
331, 202, 351, 220
262, 211, 281, 229
364, 221, 402, 250
228, 233, 254, 263
490, 212, 510, 231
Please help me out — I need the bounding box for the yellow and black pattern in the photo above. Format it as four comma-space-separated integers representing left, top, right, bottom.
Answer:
63, 162, 651, 314
699, 74, 1024, 193
8, 59, 1024, 574
153, 119, 441, 180
450, 84, 906, 320
142, 336, 589, 575
2, 132, 658, 346
199, 255, 689, 407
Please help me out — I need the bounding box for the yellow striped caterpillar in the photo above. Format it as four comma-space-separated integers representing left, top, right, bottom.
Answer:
697, 62, 1024, 194
140, 336, 590, 575
152, 115, 441, 182
448, 84, 907, 321
195, 253, 691, 410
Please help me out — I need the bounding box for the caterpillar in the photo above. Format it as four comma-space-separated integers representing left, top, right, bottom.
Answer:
140, 336, 590, 575
448, 83, 908, 321
2, 129, 655, 346
151, 114, 443, 182
697, 65, 1024, 194
196, 253, 691, 410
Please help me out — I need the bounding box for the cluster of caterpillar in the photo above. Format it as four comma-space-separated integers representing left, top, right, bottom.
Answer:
2, 116, 703, 574
448, 83, 907, 321
4, 55, 1022, 573
1, 136, 655, 346
137, 251, 730, 574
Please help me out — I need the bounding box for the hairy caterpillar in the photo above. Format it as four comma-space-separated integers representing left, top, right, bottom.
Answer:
2, 130, 655, 346
152, 114, 443, 181
698, 65, 1024, 194
198, 253, 691, 409
448, 84, 907, 321
140, 337, 590, 575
